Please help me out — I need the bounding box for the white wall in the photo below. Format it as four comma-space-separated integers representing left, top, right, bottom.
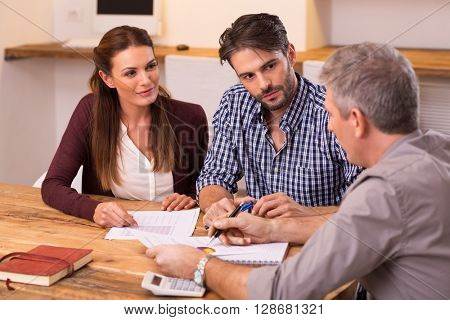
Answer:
306, 0, 331, 50
52, 0, 97, 41
54, 60, 92, 143
0, 0, 55, 184
158, 0, 307, 50
53, 0, 308, 50
329, 0, 450, 49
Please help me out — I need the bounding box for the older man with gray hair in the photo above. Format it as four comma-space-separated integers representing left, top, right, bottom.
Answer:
147, 42, 450, 299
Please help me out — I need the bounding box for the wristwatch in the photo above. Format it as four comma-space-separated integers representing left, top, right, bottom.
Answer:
194, 254, 213, 287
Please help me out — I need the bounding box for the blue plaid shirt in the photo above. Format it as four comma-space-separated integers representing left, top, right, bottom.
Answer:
196, 75, 362, 206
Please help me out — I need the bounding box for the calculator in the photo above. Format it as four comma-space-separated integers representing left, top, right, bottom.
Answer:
141, 271, 206, 297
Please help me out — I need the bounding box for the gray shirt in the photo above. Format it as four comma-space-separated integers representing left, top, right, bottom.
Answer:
248, 130, 450, 299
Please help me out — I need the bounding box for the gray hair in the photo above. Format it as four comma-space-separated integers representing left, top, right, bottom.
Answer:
319, 42, 419, 134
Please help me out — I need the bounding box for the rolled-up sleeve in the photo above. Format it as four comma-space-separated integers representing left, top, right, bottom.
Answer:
196, 92, 243, 195
247, 177, 403, 299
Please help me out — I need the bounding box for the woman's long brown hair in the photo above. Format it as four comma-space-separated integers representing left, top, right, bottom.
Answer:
89, 26, 177, 191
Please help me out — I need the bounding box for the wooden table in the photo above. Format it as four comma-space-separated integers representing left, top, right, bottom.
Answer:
0, 183, 349, 300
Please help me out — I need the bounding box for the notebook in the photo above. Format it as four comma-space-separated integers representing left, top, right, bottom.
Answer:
218, 242, 288, 265
132, 231, 289, 265
0, 245, 93, 286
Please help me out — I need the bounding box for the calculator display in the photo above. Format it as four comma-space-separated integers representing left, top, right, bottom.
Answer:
151, 275, 162, 286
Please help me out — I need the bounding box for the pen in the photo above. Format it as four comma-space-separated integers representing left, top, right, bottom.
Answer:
207, 201, 254, 245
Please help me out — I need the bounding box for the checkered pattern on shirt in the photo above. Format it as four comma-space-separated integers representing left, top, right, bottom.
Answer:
196, 76, 362, 206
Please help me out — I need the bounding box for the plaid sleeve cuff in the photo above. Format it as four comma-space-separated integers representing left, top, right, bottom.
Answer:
196, 176, 238, 198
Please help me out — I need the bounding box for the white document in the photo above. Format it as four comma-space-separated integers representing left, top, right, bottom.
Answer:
133, 231, 288, 265
131, 231, 259, 256
104, 208, 200, 240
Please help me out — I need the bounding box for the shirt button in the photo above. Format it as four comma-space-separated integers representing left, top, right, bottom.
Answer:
273, 167, 279, 173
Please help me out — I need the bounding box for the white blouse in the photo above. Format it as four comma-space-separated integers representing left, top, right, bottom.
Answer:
110, 122, 174, 201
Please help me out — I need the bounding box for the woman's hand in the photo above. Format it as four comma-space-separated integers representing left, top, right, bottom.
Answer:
93, 202, 137, 227
161, 193, 197, 211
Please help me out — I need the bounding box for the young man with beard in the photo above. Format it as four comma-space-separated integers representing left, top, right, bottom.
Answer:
197, 13, 361, 234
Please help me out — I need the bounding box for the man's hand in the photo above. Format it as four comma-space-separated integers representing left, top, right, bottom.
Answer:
209, 213, 275, 245
203, 196, 256, 226
252, 192, 317, 218
146, 244, 205, 279
202, 198, 235, 226
93, 202, 137, 227
161, 193, 197, 211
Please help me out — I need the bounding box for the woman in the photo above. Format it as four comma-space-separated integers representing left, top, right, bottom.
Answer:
42, 26, 208, 227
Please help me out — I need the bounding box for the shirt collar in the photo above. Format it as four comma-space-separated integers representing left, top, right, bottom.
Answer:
280, 73, 307, 133
380, 129, 423, 161
252, 73, 307, 133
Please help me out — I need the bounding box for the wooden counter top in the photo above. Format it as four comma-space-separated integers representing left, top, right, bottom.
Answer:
6, 43, 448, 78
3, 42, 219, 64
295, 46, 450, 78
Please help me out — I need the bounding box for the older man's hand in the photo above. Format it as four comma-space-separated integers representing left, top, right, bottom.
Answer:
209, 213, 275, 245
146, 244, 205, 279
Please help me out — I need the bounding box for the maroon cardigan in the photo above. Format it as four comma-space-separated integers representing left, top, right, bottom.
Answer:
42, 94, 208, 221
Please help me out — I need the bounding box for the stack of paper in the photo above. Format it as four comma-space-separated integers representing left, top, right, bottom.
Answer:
104, 208, 288, 265
105, 209, 200, 240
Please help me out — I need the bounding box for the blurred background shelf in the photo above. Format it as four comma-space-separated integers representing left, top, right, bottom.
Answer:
6, 43, 450, 78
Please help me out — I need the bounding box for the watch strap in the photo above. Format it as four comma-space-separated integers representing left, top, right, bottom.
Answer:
194, 254, 213, 287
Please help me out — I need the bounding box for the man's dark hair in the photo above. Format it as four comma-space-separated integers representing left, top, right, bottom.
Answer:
219, 13, 289, 65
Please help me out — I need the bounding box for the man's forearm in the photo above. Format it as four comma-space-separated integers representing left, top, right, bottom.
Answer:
205, 257, 252, 299
198, 185, 233, 212
271, 214, 333, 244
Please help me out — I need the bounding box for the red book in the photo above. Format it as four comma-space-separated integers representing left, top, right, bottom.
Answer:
0, 245, 93, 286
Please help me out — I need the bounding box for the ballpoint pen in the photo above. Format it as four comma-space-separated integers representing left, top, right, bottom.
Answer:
207, 201, 254, 245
